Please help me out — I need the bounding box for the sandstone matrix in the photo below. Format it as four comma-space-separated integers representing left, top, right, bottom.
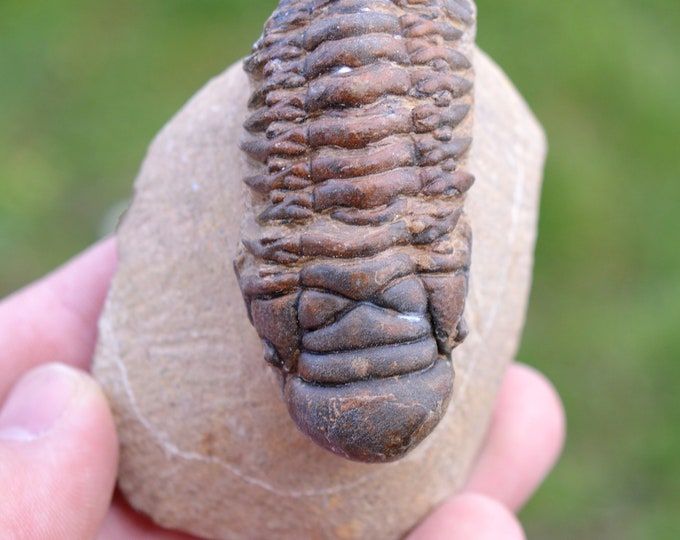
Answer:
93, 47, 546, 540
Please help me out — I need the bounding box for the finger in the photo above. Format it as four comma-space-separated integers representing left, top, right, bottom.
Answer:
407, 493, 526, 540
100, 492, 200, 540
0, 238, 117, 400
0, 363, 118, 540
464, 362, 566, 511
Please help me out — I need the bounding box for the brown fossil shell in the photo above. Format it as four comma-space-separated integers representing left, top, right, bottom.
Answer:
235, 0, 476, 463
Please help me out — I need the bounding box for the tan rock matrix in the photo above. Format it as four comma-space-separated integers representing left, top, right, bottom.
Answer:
94, 37, 545, 540
236, 0, 477, 463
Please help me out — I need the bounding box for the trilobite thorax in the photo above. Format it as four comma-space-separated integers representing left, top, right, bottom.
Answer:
235, 0, 476, 462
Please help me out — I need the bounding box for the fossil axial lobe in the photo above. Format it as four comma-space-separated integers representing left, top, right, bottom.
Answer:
235, 0, 476, 463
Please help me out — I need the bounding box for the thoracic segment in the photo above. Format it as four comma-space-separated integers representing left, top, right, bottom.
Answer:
236, 0, 476, 462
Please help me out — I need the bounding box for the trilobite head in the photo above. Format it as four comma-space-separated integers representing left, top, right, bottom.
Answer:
235, 0, 476, 462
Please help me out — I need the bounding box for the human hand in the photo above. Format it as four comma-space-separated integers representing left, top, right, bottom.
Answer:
0, 238, 564, 539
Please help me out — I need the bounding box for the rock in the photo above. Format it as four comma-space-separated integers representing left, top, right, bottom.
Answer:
93, 47, 546, 540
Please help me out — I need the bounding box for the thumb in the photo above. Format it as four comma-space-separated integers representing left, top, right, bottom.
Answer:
0, 363, 118, 539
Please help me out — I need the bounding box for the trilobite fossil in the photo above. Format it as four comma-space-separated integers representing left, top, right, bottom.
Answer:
235, 0, 476, 463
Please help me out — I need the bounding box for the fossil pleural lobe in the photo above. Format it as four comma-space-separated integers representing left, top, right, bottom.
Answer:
235, 0, 476, 463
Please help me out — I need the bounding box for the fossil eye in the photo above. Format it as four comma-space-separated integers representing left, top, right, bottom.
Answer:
235, 0, 476, 463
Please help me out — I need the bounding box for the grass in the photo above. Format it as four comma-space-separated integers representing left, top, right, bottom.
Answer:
474, 0, 680, 537
1, 0, 679, 537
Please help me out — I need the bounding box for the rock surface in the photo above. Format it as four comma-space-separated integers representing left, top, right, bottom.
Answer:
93, 47, 546, 540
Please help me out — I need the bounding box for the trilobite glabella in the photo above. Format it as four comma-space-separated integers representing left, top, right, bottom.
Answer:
235, 0, 476, 463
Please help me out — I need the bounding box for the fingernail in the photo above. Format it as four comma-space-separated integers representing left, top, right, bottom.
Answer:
0, 364, 80, 441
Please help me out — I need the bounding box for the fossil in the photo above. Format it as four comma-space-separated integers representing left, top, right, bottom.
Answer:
235, 0, 476, 463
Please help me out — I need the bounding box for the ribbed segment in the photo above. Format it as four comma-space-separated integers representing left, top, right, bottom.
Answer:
235, 0, 477, 462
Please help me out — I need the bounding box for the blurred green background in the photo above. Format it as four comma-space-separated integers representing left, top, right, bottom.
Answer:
1, 0, 678, 537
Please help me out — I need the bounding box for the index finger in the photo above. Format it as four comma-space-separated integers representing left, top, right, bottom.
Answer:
0, 238, 117, 401
463, 363, 565, 511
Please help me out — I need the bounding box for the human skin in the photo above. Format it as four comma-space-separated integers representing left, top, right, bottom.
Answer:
0, 238, 564, 539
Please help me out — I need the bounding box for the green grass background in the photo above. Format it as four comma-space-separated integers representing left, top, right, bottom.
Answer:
1, 1, 678, 537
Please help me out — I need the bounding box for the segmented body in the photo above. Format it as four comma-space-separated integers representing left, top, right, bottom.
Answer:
235, 0, 476, 462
